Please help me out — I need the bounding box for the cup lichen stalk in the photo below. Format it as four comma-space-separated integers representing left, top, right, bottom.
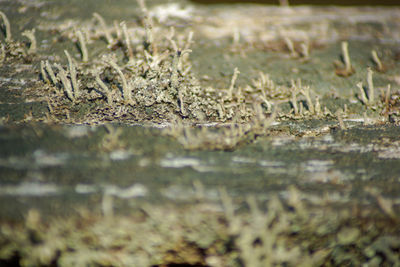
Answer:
178, 89, 186, 116
299, 101, 304, 115
367, 67, 374, 105
260, 87, 272, 112
232, 27, 240, 47
45, 60, 58, 86
21, 29, 36, 54
95, 73, 113, 105
0, 43, 5, 62
181, 31, 194, 75
137, 0, 155, 54
384, 84, 391, 110
284, 36, 297, 57
102, 193, 114, 219
217, 102, 226, 120
371, 50, 383, 72
55, 63, 75, 102
113, 20, 122, 41
46, 96, 54, 114
121, 21, 134, 62
290, 79, 299, 115
315, 96, 321, 116
76, 30, 88, 62
342, 41, 353, 74
300, 41, 309, 59
300, 85, 314, 114
106, 60, 131, 103
64, 50, 79, 98
183, 31, 194, 52
168, 33, 192, 90
356, 82, 368, 106
93, 13, 113, 45
336, 109, 346, 130
228, 67, 240, 99
40, 61, 49, 84
363, 111, 369, 126
0, 11, 12, 43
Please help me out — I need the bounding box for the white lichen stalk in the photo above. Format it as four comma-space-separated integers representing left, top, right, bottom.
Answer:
0, 11, 12, 43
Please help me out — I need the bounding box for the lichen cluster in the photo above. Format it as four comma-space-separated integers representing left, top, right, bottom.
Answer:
38, 23, 223, 124
1, 5, 400, 266
1, 6, 399, 148
0, 189, 399, 266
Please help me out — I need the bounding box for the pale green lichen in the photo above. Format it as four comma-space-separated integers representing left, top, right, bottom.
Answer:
0, 188, 398, 266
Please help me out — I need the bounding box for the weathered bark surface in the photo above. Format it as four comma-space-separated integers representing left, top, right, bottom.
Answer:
0, 1, 399, 266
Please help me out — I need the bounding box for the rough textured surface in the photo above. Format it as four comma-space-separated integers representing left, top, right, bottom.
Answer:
0, 0, 400, 266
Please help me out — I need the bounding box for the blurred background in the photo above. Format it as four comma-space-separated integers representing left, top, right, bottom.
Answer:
190, 0, 400, 5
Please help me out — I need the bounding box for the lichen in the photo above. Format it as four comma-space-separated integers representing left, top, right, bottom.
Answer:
0, 188, 398, 266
